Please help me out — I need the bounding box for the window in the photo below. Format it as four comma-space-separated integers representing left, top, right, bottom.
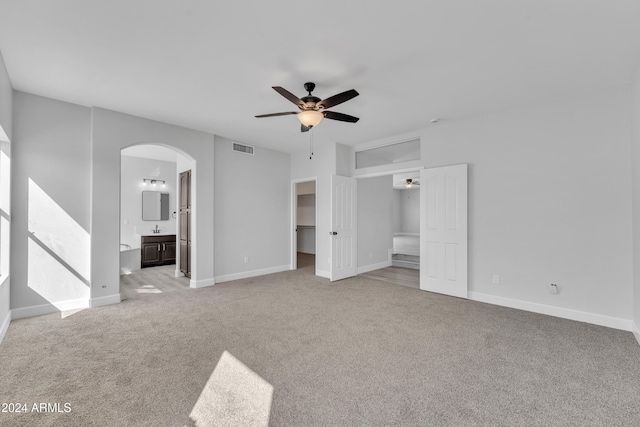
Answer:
355, 138, 421, 169
0, 128, 10, 280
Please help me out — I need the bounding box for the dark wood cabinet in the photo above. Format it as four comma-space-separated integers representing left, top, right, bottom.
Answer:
141, 235, 177, 268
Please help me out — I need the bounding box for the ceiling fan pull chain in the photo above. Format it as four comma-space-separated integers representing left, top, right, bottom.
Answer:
309, 129, 314, 159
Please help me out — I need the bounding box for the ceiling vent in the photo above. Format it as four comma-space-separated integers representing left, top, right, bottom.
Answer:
232, 142, 254, 155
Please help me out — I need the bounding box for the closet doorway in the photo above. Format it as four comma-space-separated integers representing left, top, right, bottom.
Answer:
391, 172, 421, 271
291, 179, 317, 272
358, 171, 420, 289
357, 165, 468, 298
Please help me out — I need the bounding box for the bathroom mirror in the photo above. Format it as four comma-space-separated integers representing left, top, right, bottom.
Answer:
142, 191, 170, 220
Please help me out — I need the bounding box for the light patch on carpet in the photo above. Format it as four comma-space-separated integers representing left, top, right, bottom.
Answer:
135, 285, 162, 294
60, 308, 86, 318
188, 350, 273, 427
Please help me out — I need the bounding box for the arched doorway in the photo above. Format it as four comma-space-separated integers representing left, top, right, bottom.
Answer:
119, 144, 195, 300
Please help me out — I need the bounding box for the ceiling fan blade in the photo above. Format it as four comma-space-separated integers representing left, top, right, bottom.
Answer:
272, 86, 304, 108
301, 124, 310, 132
317, 89, 359, 109
255, 111, 298, 118
323, 110, 360, 123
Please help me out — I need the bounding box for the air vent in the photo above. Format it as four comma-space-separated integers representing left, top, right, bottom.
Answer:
233, 143, 254, 155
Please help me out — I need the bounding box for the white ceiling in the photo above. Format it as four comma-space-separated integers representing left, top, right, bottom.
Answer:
2, 1, 640, 154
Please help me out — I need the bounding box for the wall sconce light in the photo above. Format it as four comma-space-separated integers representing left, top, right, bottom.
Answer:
143, 178, 166, 187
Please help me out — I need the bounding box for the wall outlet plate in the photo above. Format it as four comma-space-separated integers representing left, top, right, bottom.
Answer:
549, 283, 558, 294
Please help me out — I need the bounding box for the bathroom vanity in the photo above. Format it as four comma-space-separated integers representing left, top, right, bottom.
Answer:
141, 234, 176, 268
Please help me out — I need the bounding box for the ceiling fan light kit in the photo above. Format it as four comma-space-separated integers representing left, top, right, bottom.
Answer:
405, 178, 420, 188
297, 110, 324, 127
256, 82, 359, 132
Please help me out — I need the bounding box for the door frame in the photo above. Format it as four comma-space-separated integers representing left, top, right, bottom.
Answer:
290, 177, 317, 271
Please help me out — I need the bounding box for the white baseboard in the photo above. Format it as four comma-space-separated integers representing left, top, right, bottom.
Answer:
632, 321, 640, 347
90, 294, 121, 308
357, 259, 392, 275
316, 269, 330, 279
12, 298, 90, 320
0, 309, 11, 345
215, 265, 290, 284
468, 291, 633, 331
191, 277, 216, 289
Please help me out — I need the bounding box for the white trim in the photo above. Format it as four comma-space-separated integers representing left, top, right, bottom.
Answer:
353, 162, 424, 179
632, 321, 640, 347
90, 294, 121, 308
316, 269, 330, 279
215, 265, 290, 284
12, 298, 90, 320
190, 277, 215, 289
357, 260, 392, 275
0, 309, 10, 345
468, 291, 633, 331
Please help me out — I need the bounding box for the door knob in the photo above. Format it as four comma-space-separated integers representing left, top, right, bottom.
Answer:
330, 231, 337, 235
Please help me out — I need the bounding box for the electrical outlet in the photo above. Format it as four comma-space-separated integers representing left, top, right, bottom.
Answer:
549, 283, 558, 294
492, 274, 500, 284
369, 252, 373, 259
244, 256, 249, 264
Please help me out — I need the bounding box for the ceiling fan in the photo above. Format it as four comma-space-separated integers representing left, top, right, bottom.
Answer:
255, 82, 359, 132
405, 178, 420, 188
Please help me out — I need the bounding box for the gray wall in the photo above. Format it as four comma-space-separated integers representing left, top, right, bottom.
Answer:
214, 136, 290, 280
11, 92, 92, 314
419, 86, 633, 323
357, 175, 394, 269
0, 50, 12, 340
633, 67, 640, 339
91, 107, 215, 299
297, 194, 316, 226
8, 94, 216, 317
120, 155, 177, 247
393, 188, 420, 234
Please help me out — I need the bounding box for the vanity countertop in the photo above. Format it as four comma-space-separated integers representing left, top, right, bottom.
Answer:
140, 232, 176, 237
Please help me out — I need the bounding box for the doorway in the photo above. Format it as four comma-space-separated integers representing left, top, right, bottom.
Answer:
356, 164, 468, 298
292, 179, 317, 272
357, 171, 421, 289
119, 144, 193, 300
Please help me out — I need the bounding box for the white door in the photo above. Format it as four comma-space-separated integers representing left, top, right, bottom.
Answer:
330, 175, 357, 281
420, 164, 468, 298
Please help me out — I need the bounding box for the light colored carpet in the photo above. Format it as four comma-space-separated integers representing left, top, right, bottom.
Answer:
1, 255, 640, 426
